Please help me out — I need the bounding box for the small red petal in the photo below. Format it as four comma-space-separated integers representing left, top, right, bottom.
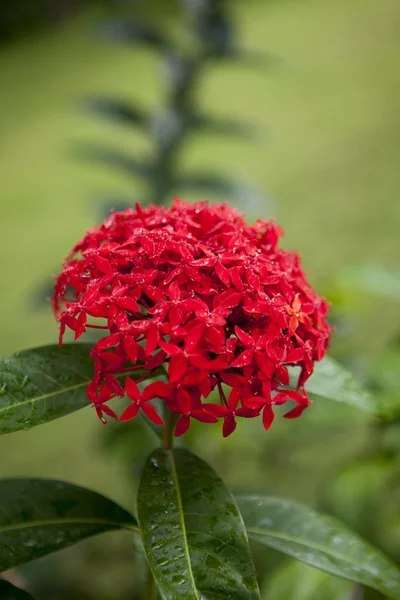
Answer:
125, 378, 141, 401
284, 404, 308, 419
262, 404, 275, 430
120, 403, 139, 422
168, 356, 188, 383
96, 332, 121, 351
286, 348, 304, 363
142, 381, 172, 400
215, 262, 231, 287
220, 372, 246, 387
159, 341, 182, 357
141, 402, 164, 425
116, 297, 140, 313
94, 255, 112, 274
146, 327, 160, 356
216, 290, 243, 309
276, 365, 290, 386
231, 349, 254, 368
228, 387, 240, 410
185, 323, 206, 353
190, 409, 218, 423
234, 326, 254, 348
222, 416, 237, 437
177, 388, 191, 414
175, 414, 191, 437
179, 298, 208, 312
204, 403, 229, 418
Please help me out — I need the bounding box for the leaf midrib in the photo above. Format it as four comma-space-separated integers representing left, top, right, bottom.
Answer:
0, 516, 139, 535
168, 450, 201, 600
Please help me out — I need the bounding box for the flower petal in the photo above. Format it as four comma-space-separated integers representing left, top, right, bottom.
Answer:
120, 403, 139, 422
125, 377, 141, 401
141, 402, 164, 425
262, 404, 275, 430
175, 414, 191, 437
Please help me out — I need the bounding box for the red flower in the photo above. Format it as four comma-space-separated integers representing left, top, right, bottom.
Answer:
53, 199, 331, 436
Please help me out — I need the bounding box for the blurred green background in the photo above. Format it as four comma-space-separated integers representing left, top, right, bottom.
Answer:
0, 0, 399, 598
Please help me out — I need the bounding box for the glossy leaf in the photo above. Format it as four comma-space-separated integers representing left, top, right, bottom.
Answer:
238, 495, 400, 599
303, 356, 376, 414
83, 96, 149, 130
137, 448, 261, 600
0, 343, 148, 434
261, 560, 352, 600
0, 479, 138, 572
0, 581, 38, 600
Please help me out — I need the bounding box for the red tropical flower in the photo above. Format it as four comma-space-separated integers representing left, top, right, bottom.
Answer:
53, 199, 331, 436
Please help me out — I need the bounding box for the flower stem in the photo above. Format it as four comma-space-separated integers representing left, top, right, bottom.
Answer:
144, 564, 158, 600
162, 408, 177, 450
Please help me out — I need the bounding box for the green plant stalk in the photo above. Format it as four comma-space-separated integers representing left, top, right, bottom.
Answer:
162, 408, 177, 450
143, 564, 158, 600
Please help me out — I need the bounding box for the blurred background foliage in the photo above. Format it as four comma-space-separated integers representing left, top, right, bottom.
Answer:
0, 0, 399, 598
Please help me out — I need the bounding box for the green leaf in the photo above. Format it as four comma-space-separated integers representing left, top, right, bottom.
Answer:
261, 560, 352, 600
99, 20, 169, 50
0, 478, 138, 572
0, 343, 149, 435
73, 145, 151, 180
304, 356, 376, 414
83, 96, 149, 131
238, 495, 400, 599
137, 448, 261, 600
0, 581, 37, 600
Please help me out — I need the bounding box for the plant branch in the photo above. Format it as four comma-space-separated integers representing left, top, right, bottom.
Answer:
162, 408, 177, 450
144, 564, 158, 600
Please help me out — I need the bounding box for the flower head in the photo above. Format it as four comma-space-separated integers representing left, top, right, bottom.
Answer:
53, 199, 331, 435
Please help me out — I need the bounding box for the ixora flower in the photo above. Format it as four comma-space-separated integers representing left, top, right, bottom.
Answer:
53, 199, 331, 436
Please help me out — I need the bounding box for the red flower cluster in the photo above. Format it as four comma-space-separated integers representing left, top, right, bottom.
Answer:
53, 200, 331, 437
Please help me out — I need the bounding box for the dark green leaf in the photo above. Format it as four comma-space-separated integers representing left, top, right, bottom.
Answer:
138, 448, 261, 600
238, 495, 400, 599
304, 357, 376, 414
0, 581, 37, 600
82, 96, 149, 131
0, 343, 149, 434
98, 20, 168, 50
0, 479, 138, 572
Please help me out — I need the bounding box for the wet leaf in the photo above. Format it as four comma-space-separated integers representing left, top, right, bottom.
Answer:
137, 448, 261, 600
304, 357, 376, 414
238, 495, 400, 599
82, 96, 149, 130
261, 560, 353, 600
0, 344, 148, 434
0, 580, 38, 600
0, 479, 137, 572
